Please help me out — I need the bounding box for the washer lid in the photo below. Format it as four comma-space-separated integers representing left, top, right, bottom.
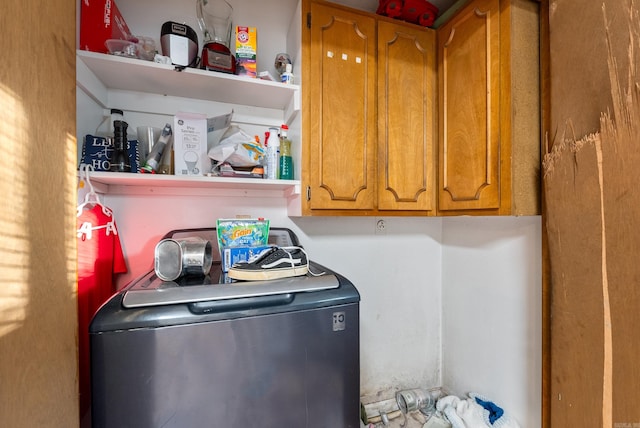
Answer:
122, 268, 340, 308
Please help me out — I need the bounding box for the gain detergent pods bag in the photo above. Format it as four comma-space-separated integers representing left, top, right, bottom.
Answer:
216, 218, 270, 249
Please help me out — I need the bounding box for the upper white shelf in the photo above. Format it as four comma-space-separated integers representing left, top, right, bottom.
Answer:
76, 50, 300, 111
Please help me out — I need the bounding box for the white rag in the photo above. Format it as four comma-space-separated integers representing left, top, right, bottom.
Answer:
435, 393, 520, 428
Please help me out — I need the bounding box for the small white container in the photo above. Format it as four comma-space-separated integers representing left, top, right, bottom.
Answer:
265, 127, 280, 179
281, 63, 294, 85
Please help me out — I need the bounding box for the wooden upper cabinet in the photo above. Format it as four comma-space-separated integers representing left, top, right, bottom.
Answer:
377, 20, 436, 212
437, 0, 501, 212
436, 0, 541, 216
302, 0, 539, 216
303, 0, 437, 214
306, 1, 377, 211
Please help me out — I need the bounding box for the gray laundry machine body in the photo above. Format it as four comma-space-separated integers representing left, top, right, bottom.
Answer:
90, 228, 360, 428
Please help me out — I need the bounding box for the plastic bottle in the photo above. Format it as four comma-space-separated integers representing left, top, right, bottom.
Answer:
259, 131, 270, 178
281, 63, 294, 85
278, 124, 293, 180
110, 120, 130, 172
141, 124, 172, 173
265, 127, 280, 180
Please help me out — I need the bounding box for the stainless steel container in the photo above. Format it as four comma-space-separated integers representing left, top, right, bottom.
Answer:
396, 388, 435, 414
154, 237, 212, 281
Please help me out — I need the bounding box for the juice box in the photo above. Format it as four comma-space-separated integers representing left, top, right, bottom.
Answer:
235, 26, 257, 78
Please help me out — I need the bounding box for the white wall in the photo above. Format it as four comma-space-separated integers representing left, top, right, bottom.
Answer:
292, 216, 443, 401
441, 216, 542, 428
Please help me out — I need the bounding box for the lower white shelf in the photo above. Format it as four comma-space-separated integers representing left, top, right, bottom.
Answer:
85, 172, 301, 199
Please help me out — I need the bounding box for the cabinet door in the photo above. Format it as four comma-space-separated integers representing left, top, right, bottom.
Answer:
307, 2, 377, 210
437, 0, 500, 211
377, 20, 436, 212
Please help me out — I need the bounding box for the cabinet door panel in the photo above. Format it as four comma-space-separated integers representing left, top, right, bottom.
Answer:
377, 21, 436, 211
308, 3, 377, 210
437, 0, 500, 211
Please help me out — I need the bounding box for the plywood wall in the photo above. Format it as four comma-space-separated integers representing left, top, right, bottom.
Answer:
548, 0, 631, 138
0, 0, 78, 426
545, 1, 640, 426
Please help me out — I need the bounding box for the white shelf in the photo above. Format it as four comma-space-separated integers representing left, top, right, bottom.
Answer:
76, 50, 303, 213
76, 50, 300, 112
88, 171, 300, 195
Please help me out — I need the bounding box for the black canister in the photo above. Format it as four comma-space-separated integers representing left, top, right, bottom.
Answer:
110, 120, 130, 172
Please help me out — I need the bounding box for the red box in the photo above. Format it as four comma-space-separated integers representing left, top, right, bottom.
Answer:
80, 0, 132, 54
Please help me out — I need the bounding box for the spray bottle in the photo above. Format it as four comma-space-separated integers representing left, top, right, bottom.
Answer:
265, 127, 280, 180
278, 124, 293, 179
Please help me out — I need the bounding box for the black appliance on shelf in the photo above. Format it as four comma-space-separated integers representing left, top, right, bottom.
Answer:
160, 21, 199, 68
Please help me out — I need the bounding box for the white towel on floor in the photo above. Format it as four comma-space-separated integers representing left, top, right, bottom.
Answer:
435, 393, 520, 428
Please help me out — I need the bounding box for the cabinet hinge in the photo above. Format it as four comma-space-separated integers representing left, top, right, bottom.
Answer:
307, 12, 311, 29
306, 186, 311, 201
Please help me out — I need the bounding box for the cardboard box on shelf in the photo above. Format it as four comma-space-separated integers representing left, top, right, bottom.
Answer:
221, 245, 271, 272
235, 26, 257, 78
80, 0, 132, 54
174, 112, 209, 176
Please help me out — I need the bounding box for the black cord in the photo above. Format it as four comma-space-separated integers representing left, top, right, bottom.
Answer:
173, 56, 200, 72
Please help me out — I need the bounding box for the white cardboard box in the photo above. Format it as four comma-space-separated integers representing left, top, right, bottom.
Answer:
221, 245, 271, 272
174, 112, 209, 175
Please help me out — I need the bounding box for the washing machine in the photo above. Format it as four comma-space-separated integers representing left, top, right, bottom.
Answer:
90, 228, 360, 428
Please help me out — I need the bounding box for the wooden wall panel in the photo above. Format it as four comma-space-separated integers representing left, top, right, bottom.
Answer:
545, 135, 607, 426
548, 0, 630, 140
0, 0, 78, 426
546, 1, 640, 426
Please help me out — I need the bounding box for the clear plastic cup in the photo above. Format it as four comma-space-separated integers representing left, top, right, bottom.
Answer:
136, 126, 162, 161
